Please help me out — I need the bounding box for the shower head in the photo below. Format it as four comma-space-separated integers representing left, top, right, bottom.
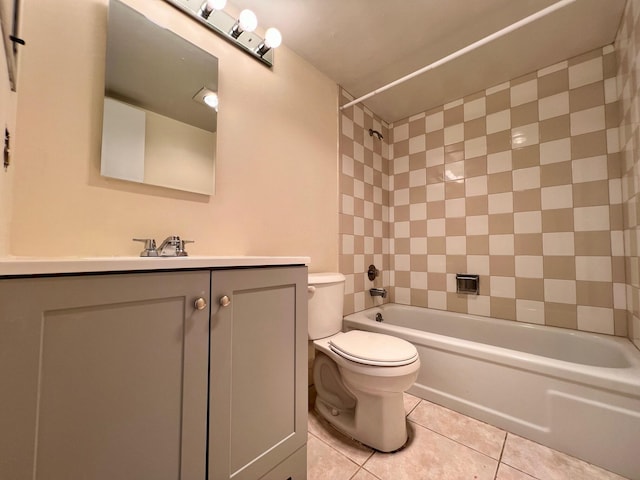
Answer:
368, 128, 383, 140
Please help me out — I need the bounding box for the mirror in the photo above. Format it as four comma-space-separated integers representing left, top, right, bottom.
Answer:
101, 0, 218, 195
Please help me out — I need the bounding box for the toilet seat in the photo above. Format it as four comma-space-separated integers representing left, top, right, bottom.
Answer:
329, 330, 418, 366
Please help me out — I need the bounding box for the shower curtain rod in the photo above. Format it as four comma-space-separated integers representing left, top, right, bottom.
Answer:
340, 0, 577, 110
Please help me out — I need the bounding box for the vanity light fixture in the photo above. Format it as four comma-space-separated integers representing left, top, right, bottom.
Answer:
193, 87, 219, 111
230, 9, 258, 39
198, 0, 226, 20
256, 27, 282, 57
164, 0, 282, 67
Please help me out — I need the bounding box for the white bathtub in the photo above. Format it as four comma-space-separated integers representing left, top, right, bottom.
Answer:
343, 304, 640, 479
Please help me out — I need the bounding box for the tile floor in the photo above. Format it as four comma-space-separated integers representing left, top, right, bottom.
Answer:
307, 393, 630, 480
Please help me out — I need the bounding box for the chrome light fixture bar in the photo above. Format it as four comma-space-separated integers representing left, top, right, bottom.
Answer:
163, 0, 281, 67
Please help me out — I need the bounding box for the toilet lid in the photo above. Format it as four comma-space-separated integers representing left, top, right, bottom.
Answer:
329, 331, 418, 366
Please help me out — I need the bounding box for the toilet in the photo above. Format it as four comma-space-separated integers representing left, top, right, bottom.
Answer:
308, 272, 420, 452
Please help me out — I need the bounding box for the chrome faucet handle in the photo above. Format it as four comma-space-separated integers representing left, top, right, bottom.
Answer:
132, 238, 158, 257
177, 239, 194, 257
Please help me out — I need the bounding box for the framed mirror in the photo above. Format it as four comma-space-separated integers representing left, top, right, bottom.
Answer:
101, 0, 218, 195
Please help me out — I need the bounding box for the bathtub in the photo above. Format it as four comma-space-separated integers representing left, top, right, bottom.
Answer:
343, 304, 640, 479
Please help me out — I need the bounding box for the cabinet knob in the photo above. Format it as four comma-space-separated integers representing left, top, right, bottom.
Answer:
194, 297, 207, 310
219, 295, 231, 307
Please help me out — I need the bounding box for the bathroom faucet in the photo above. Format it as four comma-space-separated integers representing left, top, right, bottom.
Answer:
133, 236, 193, 257
157, 235, 194, 256
369, 288, 387, 298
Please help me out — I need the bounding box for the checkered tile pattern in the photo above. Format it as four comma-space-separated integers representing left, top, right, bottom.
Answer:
339, 90, 390, 313
616, 0, 640, 348
340, 43, 627, 337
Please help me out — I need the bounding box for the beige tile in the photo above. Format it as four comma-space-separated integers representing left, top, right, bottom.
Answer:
576, 281, 613, 308
466, 196, 489, 216
307, 433, 360, 480
574, 231, 611, 256
464, 235, 489, 255
573, 180, 609, 207
408, 401, 506, 459
446, 254, 467, 273
512, 145, 540, 170
447, 293, 469, 313
363, 422, 498, 480
512, 101, 539, 128
444, 105, 464, 127
445, 181, 465, 199
352, 468, 381, 480
490, 255, 515, 276
488, 172, 513, 194
571, 131, 607, 159
465, 156, 488, 178
445, 142, 465, 164
487, 130, 512, 154
540, 114, 571, 142
570, 82, 604, 112
496, 463, 537, 480
487, 89, 511, 114
516, 278, 545, 301
465, 117, 487, 139
513, 189, 541, 212
514, 233, 543, 255
502, 434, 626, 480
545, 302, 578, 329
542, 209, 574, 232
538, 69, 569, 99
426, 128, 444, 148
540, 161, 572, 187
491, 297, 517, 320
543, 256, 576, 280
489, 213, 514, 234
569, 57, 603, 89
428, 272, 447, 291
409, 117, 426, 137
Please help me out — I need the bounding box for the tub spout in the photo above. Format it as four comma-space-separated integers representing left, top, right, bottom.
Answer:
370, 288, 387, 298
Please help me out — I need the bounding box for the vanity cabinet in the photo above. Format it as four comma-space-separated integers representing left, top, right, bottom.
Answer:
0, 270, 211, 480
209, 266, 308, 480
0, 264, 308, 480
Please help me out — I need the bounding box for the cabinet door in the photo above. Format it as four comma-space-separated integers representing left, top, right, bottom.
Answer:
209, 266, 307, 480
0, 271, 210, 480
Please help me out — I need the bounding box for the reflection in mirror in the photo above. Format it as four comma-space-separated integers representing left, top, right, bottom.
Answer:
101, 0, 218, 195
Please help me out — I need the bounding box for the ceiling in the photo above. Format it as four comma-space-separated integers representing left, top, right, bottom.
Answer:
230, 0, 626, 124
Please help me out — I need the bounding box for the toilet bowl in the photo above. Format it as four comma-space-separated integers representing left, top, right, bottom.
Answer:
308, 273, 420, 452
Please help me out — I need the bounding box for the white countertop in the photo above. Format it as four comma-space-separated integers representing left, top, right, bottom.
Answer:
0, 256, 310, 277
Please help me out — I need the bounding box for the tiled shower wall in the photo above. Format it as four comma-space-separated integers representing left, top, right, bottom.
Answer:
340, 45, 628, 337
616, 0, 640, 348
339, 90, 390, 314
387, 46, 625, 336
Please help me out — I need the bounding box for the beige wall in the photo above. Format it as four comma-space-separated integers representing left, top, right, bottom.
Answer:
0, 14, 16, 256
9, 0, 339, 272
616, 0, 640, 349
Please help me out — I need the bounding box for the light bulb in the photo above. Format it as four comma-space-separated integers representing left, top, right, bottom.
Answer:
264, 27, 282, 49
203, 92, 218, 110
238, 9, 257, 32
206, 0, 226, 10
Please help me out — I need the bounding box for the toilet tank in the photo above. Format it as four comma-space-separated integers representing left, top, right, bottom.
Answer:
308, 273, 345, 340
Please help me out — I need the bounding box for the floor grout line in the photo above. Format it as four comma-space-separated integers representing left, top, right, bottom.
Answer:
405, 416, 505, 464
492, 431, 508, 480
